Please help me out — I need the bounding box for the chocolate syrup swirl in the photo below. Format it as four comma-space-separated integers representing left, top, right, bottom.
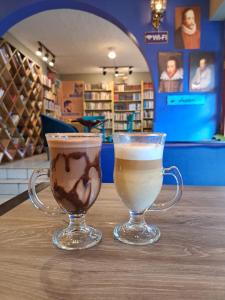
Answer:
51, 151, 101, 214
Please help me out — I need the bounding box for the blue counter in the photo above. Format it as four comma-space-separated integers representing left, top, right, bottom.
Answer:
101, 142, 225, 186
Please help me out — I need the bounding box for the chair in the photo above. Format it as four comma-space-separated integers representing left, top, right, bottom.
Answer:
40, 114, 78, 158
127, 112, 135, 133
82, 116, 106, 141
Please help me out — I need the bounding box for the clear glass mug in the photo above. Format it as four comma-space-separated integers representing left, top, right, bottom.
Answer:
113, 133, 183, 245
28, 133, 102, 250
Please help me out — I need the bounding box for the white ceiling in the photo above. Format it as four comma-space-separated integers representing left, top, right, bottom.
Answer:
8, 9, 149, 74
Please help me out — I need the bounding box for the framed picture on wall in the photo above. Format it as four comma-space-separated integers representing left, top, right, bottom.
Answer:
69, 81, 84, 98
158, 52, 183, 93
189, 52, 215, 92
175, 6, 201, 49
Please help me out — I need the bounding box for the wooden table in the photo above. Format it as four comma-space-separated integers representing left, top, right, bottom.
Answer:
1, 184, 225, 300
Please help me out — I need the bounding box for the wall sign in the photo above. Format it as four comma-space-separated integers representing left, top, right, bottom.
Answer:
167, 95, 206, 105
145, 31, 168, 44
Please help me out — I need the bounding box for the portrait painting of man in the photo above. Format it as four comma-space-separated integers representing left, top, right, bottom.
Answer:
159, 52, 183, 93
189, 52, 215, 92
175, 7, 201, 49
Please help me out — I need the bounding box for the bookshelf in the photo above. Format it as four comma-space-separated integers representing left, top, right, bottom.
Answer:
0, 39, 44, 164
142, 81, 154, 131
83, 83, 113, 135
83, 81, 154, 134
114, 83, 142, 132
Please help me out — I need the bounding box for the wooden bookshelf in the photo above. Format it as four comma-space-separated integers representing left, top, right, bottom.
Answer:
142, 81, 154, 131
0, 39, 44, 164
83, 82, 113, 135
114, 83, 142, 132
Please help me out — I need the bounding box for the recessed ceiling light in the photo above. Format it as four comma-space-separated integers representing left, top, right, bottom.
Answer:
108, 49, 117, 60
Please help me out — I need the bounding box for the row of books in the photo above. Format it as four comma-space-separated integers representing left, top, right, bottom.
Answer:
144, 82, 153, 90
143, 90, 154, 99
144, 100, 154, 109
115, 84, 141, 92
114, 122, 142, 130
114, 112, 141, 121
144, 110, 154, 119
44, 90, 56, 101
85, 111, 112, 119
84, 92, 111, 100
143, 120, 153, 128
84, 83, 111, 91
114, 103, 141, 111
114, 93, 141, 101
44, 99, 55, 111
85, 102, 111, 110
40, 74, 52, 88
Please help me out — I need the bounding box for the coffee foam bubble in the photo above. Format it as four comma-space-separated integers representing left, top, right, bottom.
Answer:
115, 143, 163, 160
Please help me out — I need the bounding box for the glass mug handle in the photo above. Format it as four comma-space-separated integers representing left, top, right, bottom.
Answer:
28, 168, 64, 216
149, 166, 183, 212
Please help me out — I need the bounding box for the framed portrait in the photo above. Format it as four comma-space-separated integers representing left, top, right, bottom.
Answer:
158, 52, 183, 93
69, 82, 84, 98
189, 52, 215, 92
175, 6, 201, 49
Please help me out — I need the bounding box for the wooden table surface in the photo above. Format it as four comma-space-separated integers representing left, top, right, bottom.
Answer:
1, 184, 225, 300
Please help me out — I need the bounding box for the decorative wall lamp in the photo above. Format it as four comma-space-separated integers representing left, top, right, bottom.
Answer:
150, 0, 167, 30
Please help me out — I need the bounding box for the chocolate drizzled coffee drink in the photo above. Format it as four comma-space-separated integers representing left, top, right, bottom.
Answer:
114, 143, 163, 213
47, 135, 102, 215
29, 133, 103, 250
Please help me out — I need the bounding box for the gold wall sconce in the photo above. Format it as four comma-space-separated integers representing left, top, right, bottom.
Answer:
150, 0, 167, 30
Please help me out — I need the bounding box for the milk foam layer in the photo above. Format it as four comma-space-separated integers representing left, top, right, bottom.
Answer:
47, 137, 101, 148
115, 143, 163, 161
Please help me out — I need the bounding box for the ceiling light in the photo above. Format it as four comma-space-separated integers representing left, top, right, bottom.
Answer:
102, 67, 107, 76
36, 47, 42, 57
42, 53, 48, 62
49, 57, 55, 67
108, 49, 117, 60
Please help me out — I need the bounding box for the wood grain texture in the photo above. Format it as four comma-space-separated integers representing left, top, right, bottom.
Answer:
1, 184, 225, 300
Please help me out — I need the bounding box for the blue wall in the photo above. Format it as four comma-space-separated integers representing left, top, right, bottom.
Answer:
101, 143, 225, 186
0, 0, 224, 142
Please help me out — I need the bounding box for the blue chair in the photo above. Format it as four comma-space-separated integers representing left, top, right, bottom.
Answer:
40, 114, 78, 158
82, 116, 106, 141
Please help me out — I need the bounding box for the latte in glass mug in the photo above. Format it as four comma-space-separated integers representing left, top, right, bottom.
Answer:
114, 143, 163, 213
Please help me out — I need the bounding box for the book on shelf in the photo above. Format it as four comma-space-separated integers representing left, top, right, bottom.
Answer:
114, 112, 141, 121
114, 102, 141, 111
144, 110, 154, 119
85, 102, 111, 110
85, 111, 112, 119
0, 47, 9, 65
143, 90, 154, 99
40, 74, 52, 88
84, 91, 111, 100
143, 120, 153, 129
144, 101, 154, 109
144, 82, 153, 90
114, 92, 141, 101
84, 83, 111, 91
115, 84, 141, 92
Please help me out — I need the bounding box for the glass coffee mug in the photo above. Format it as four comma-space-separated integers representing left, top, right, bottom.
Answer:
28, 133, 102, 250
113, 133, 183, 245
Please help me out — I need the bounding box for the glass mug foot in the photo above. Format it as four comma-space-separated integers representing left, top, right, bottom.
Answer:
52, 226, 102, 250
113, 221, 160, 245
